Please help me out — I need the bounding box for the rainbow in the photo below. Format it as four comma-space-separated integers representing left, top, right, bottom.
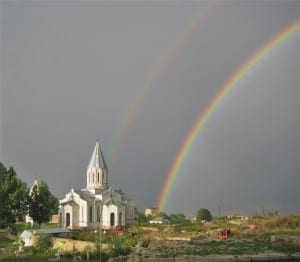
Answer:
107, 1, 217, 165
157, 18, 300, 212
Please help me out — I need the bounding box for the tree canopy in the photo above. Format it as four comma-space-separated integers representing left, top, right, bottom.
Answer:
0, 162, 28, 227
169, 213, 189, 224
135, 210, 148, 225
0, 161, 59, 227
27, 180, 58, 225
155, 212, 170, 219
196, 208, 213, 222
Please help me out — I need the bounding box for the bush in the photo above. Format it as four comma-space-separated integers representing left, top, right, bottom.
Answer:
35, 233, 52, 252
263, 216, 300, 229
81, 251, 109, 261
196, 208, 213, 222
8, 223, 29, 236
110, 247, 131, 258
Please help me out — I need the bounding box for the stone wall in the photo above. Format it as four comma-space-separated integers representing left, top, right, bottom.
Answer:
52, 237, 109, 253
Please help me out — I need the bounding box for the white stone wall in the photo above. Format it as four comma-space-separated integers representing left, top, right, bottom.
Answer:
60, 188, 135, 229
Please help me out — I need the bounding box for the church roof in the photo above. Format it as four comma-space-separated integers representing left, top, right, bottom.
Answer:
104, 199, 125, 207
87, 140, 107, 170
75, 189, 96, 201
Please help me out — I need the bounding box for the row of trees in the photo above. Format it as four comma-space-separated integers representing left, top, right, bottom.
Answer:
0, 162, 58, 228
135, 208, 213, 225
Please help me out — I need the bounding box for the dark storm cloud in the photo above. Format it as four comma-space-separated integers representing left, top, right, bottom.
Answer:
1, 1, 299, 216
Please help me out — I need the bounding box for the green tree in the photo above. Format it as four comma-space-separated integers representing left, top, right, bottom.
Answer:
155, 212, 169, 220
35, 233, 52, 252
0, 162, 28, 227
28, 180, 58, 225
169, 213, 189, 224
135, 210, 147, 225
196, 208, 213, 222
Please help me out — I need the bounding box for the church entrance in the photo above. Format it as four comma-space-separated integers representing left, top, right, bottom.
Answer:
66, 213, 70, 227
110, 213, 115, 227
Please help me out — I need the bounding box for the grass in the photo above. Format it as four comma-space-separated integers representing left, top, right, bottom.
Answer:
135, 215, 300, 258
0, 254, 56, 261
0, 215, 300, 260
143, 236, 300, 258
0, 239, 13, 249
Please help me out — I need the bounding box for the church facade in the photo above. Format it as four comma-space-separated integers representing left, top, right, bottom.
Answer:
59, 141, 135, 229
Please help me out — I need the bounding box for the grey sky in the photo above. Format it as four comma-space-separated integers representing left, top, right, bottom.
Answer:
1, 1, 299, 216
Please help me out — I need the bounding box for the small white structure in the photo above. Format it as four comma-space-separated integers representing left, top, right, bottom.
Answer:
20, 230, 33, 247
59, 140, 135, 229
149, 217, 170, 224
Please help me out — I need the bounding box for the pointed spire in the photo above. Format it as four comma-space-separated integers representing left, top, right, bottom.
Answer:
29, 177, 39, 196
87, 140, 107, 170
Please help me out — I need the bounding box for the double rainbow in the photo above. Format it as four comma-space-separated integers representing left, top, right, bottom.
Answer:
107, 1, 217, 165
157, 18, 300, 212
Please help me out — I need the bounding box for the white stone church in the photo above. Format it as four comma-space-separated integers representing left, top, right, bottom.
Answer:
59, 140, 135, 229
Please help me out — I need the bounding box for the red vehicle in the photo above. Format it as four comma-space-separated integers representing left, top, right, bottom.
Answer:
218, 228, 230, 239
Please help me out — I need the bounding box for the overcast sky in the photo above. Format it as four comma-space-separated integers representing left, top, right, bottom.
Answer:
1, 0, 299, 216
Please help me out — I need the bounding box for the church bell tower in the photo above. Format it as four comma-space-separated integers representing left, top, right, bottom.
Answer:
86, 140, 108, 190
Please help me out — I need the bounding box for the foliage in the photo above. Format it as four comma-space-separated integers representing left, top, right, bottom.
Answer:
95, 231, 101, 254
169, 213, 189, 224
71, 230, 98, 242
8, 222, 31, 236
34, 233, 52, 252
109, 234, 132, 258
196, 208, 213, 222
81, 250, 109, 261
156, 212, 170, 220
110, 246, 131, 258
27, 180, 58, 225
135, 210, 147, 225
262, 215, 300, 229
0, 162, 28, 227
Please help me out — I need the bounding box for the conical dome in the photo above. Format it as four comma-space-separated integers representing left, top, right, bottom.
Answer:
86, 140, 108, 190
87, 140, 107, 170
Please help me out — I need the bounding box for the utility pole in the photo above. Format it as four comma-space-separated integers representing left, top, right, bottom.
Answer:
99, 204, 103, 261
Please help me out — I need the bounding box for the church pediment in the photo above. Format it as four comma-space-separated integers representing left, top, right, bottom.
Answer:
61, 199, 79, 207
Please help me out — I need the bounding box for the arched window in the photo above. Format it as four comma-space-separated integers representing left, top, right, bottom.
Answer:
97, 206, 100, 222
110, 213, 115, 227
89, 206, 93, 222
97, 173, 100, 183
66, 213, 70, 227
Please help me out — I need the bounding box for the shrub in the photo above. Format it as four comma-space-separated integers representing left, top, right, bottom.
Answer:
196, 208, 213, 222
8, 223, 29, 236
81, 251, 109, 261
34, 233, 52, 252
110, 247, 131, 258
263, 216, 300, 229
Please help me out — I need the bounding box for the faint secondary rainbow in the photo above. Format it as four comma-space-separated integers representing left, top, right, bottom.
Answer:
107, 1, 217, 165
157, 18, 300, 212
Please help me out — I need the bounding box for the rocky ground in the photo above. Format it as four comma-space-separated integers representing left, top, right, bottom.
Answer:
122, 234, 300, 262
